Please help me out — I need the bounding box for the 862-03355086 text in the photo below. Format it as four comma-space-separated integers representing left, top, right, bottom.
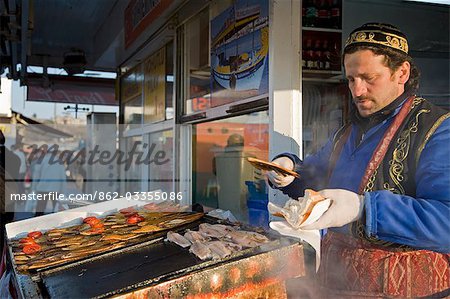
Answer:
9, 191, 183, 202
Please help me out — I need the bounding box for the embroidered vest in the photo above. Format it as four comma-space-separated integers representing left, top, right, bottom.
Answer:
319, 97, 450, 297
331, 96, 449, 245
361, 96, 449, 196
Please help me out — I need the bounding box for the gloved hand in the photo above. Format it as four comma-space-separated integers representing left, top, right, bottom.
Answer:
301, 189, 365, 230
266, 156, 295, 188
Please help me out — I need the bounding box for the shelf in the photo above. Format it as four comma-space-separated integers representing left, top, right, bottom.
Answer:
302, 70, 344, 82
302, 27, 342, 33
303, 69, 342, 76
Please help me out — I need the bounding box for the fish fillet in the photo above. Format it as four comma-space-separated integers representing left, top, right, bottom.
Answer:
207, 241, 233, 259
189, 242, 212, 260
166, 231, 191, 248
198, 223, 235, 238
183, 230, 210, 243
226, 230, 268, 248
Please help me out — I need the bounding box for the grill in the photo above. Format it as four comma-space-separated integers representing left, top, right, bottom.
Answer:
5, 201, 314, 298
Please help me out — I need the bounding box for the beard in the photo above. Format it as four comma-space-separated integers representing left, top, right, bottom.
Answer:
353, 96, 378, 117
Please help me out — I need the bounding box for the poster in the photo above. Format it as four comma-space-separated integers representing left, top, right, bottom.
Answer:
144, 46, 166, 123
210, 0, 269, 106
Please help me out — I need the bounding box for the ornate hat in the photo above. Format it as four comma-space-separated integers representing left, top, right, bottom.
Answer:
344, 23, 409, 55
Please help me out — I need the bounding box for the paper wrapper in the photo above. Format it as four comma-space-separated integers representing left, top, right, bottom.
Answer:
269, 221, 321, 271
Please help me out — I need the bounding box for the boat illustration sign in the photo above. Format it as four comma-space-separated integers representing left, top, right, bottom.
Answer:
210, 0, 269, 103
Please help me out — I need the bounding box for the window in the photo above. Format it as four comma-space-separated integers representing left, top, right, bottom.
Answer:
192, 111, 269, 221
302, 82, 348, 156
124, 135, 143, 193
184, 8, 211, 115
148, 129, 174, 193
121, 65, 143, 128
124, 96, 143, 127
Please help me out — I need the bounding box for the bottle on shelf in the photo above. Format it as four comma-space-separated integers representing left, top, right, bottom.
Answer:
302, 46, 306, 69
305, 39, 315, 70
322, 40, 331, 70
304, 0, 318, 27
314, 39, 322, 70
317, 0, 330, 28
330, 41, 341, 70
302, 3, 306, 26
330, 0, 341, 29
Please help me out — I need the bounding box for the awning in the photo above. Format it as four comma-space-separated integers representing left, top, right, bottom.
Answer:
12, 110, 73, 139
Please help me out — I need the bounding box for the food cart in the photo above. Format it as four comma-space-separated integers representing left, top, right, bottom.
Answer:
5, 199, 315, 298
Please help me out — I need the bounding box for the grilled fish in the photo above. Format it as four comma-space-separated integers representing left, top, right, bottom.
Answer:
166, 231, 191, 248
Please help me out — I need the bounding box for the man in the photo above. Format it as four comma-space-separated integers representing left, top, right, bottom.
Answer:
31, 146, 67, 216
267, 23, 450, 297
11, 144, 27, 194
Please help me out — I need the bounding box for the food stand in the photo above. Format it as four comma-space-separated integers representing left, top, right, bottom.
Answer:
5, 199, 314, 298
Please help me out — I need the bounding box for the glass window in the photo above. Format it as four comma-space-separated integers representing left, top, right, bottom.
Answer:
302, 82, 348, 157
121, 65, 143, 128
142, 41, 174, 123
144, 47, 166, 123
192, 111, 269, 222
124, 136, 143, 193
148, 130, 174, 193
165, 41, 174, 119
184, 8, 211, 115
183, 1, 270, 116
123, 96, 143, 127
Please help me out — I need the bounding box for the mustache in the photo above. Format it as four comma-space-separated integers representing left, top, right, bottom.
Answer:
353, 96, 375, 102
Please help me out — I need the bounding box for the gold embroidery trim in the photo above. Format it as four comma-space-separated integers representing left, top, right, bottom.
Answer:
411, 96, 424, 109
357, 97, 428, 249
364, 169, 377, 192
384, 108, 430, 194
416, 112, 450, 166
345, 30, 409, 54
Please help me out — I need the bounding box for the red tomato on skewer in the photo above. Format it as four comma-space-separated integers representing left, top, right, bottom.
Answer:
120, 207, 137, 216
126, 214, 145, 224
22, 244, 42, 254
90, 222, 105, 229
27, 231, 43, 239
83, 216, 101, 225
19, 237, 36, 245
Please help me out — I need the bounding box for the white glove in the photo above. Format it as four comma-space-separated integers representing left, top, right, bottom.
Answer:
266, 156, 295, 188
301, 189, 365, 230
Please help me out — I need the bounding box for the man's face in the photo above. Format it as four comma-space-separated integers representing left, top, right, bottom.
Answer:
344, 50, 408, 117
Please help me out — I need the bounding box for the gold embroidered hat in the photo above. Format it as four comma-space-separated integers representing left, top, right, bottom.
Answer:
344, 23, 409, 55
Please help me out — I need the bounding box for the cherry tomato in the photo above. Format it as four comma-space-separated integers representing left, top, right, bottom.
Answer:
120, 207, 137, 216
19, 237, 36, 244
27, 231, 43, 239
90, 222, 105, 229
22, 244, 42, 254
83, 216, 101, 225
126, 214, 145, 224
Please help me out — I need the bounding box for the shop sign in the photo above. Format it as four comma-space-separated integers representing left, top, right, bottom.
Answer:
144, 46, 166, 123
28, 87, 116, 106
27, 76, 117, 106
124, 0, 174, 49
210, 0, 269, 106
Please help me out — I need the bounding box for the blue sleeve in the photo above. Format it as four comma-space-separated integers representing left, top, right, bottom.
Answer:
365, 117, 450, 253
270, 138, 334, 198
